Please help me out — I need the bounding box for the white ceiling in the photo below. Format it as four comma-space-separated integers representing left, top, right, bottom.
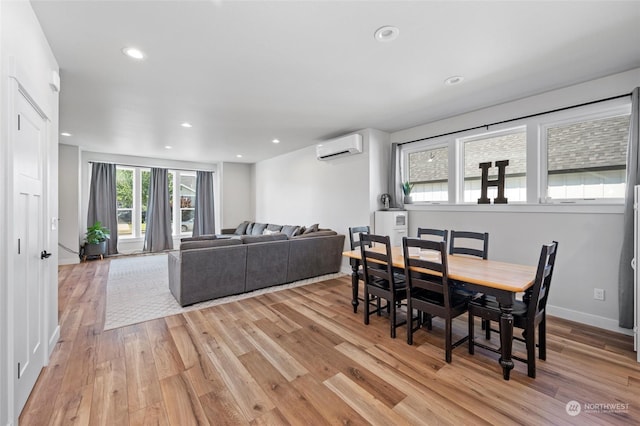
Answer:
31, 0, 640, 164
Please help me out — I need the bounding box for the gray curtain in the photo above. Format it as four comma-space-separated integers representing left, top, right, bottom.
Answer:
389, 143, 404, 208
193, 171, 216, 237
144, 168, 174, 252
619, 87, 640, 329
87, 162, 118, 255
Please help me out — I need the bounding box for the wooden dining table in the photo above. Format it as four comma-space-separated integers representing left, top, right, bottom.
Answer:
342, 246, 537, 380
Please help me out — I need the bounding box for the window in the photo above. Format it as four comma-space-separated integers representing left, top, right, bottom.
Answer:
544, 114, 630, 201
179, 174, 196, 232
116, 168, 134, 236
460, 128, 527, 203
407, 146, 449, 202
115, 166, 202, 238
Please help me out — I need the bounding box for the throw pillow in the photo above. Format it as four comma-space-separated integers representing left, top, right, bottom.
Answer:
263, 229, 276, 235
246, 222, 254, 235
281, 225, 300, 238
234, 221, 250, 235
266, 224, 283, 232
303, 223, 319, 234
251, 222, 268, 235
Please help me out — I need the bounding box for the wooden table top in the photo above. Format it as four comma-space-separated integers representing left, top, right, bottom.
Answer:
343, 246, 537, 293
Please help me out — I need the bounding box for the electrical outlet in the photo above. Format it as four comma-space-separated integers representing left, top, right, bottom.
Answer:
594, 288, 605, 301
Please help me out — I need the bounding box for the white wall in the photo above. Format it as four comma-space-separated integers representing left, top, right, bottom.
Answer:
392, 68, 640, 334
254, 129, 390, 272
219, 162, 254, 228
0, 1, 59, 424
58, 144, 81, 264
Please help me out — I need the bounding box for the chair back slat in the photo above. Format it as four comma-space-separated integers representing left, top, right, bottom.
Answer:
449, 230, 489, 259
417, 228, 448, 243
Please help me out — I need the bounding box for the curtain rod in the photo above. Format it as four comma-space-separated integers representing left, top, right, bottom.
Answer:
88, 161, 215, 174
399, 92, 632, 146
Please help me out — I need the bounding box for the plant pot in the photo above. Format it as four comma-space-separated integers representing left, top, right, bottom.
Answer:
84, 241, 107, 258
403, 195, 413, 204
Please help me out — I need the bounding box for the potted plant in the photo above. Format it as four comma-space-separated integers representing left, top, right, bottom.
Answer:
402, 181, 414, 204
84, 221, 110, 259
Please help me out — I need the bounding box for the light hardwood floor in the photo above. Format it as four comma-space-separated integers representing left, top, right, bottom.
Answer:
20, 259, 640, 425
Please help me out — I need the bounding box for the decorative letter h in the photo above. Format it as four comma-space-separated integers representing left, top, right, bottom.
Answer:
478, 160, 509, 204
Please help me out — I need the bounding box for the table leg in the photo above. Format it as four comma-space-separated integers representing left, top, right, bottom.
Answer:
350, 259, 359, 313
498, 305, 515, 380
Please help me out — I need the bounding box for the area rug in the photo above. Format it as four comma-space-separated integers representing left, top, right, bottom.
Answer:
104, 254, 344, 330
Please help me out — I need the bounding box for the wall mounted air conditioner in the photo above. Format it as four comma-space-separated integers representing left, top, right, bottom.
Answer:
316, 133, 363, 160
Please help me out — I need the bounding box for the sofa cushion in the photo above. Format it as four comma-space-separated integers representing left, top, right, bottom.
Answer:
180, 238, 242, 250
180, 234, 217, 243
251, 222, 268, 235
241, 233, 288, 244
291, 230, 337, 239
280, 225, 300, 238
266, 224, 283, 232
303, 223, 319, 234
234, 221, 250, 235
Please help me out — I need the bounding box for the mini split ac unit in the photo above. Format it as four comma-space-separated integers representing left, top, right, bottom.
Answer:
316, 133, 363, 160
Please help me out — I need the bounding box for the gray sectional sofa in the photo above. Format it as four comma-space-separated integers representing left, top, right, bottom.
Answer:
168, 222, 345, 306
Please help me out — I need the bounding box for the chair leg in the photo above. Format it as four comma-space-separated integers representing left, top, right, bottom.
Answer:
539, 316, 546, 360
468, 311, 475, 355
526, 325, 536, 378
407, 298, 413, 345
485, 319, 491, 340
364, 287, 370, 325
390, 297, 396, 339
426, 314, 433, 330
445, 318, 452, 363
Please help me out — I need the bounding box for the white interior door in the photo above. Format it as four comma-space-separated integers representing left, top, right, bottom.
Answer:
13, 89, 47, 413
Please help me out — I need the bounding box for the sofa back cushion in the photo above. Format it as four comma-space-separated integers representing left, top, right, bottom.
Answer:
180, 234, 217, 243
240, 233, 288, 244
180, 238, 242, 250
290, 230, 337, 239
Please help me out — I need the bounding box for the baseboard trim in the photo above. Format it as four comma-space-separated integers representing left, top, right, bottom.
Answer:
547, 304, 634, 336
47, 325, 60, 359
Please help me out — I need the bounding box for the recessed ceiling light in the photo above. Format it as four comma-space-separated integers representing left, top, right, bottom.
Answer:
60, 132, 72, 137
444, 75, 464, 86
122, 47, 145, 60
272, 139, 280, 144
165, 145, 172, 149
374, 26, 399, 42
236, 154, 243, 158
181, 122, 192, 128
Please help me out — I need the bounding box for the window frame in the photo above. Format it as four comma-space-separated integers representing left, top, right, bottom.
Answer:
456, 125, 528, 204
538, 100, 631, 204
402, 139, 453, 204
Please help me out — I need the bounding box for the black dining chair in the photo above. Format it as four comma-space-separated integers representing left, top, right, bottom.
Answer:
360, 233, 407, 338
349, 226, 371, 251
403, 237, 470, 363
449, 230, 489, 259
349, 226, 378, 313
467, 241, 558, 378
417, 228, 448, 243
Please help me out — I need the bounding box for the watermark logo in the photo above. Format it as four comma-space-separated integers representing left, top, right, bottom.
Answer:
565, 400, 630, 416
566, 400, 581, 416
